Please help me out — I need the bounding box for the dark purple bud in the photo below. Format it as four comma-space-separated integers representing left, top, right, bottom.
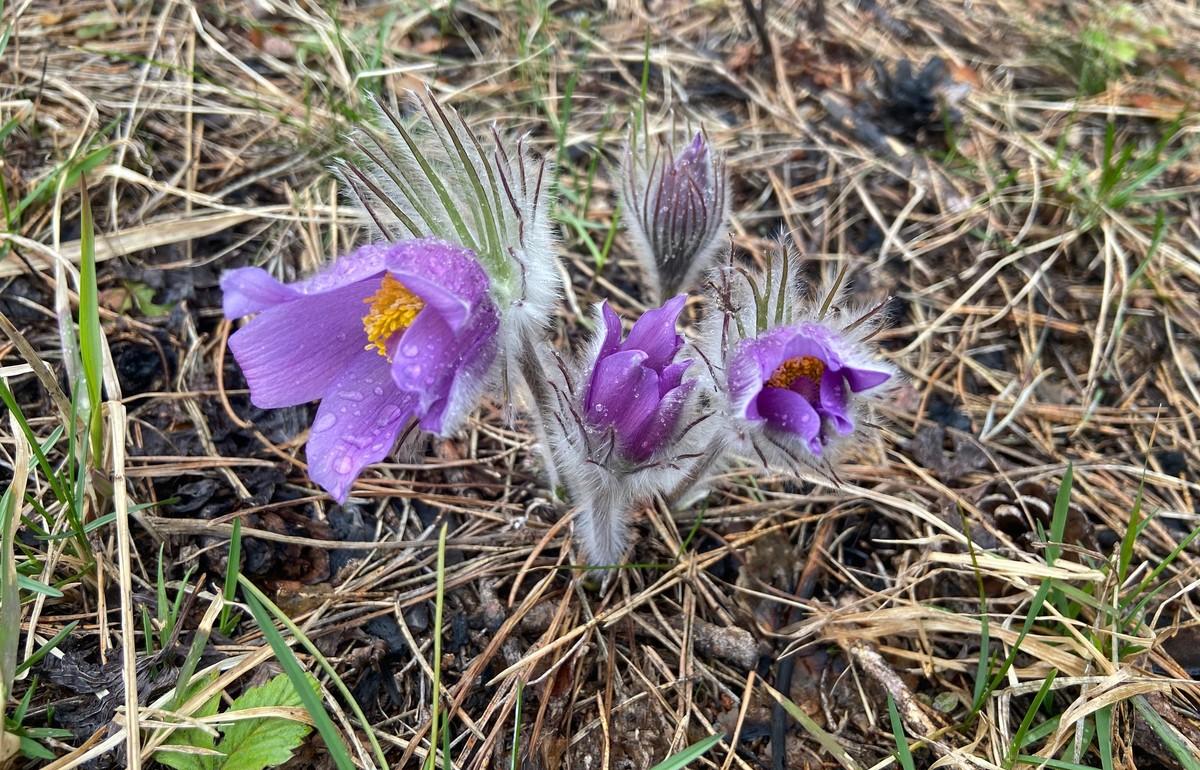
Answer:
622, 132, 730, 300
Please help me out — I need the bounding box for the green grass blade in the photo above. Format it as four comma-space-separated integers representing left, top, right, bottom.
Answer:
886, 695, 916, 770
1132, 696, 1200, 770
1127, 521, 1200, 615
77, 176, 104, 458
509, 681, 524, 770
764, 681, 864, 770
978, 578, 1053, 710
0, 484, 21, 701
1014, 756, 1098, 770
1047, 463, 1073, 567
241, 582, 356, 770
219, 517, 242, 634
0, 382, 70, 506
647, 734, 723, 770
16, 620, 78, 676
1005, 669, 1058, 767
1116, 467, 1146, 584
16, 575, 62, 598
1095, 706, 1113, 770
424, 522, 448, 770
237, 575, 389, 770
0, 0, 14, 60
960, 505, 992, 709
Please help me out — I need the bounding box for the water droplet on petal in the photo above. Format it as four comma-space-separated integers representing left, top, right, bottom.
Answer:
373, 386, 384, 396
313, 414, 336, 432
335, 456, 354, 474
402, 343, 420, 358
339, 390, 365, 402
377, 405, 401, 425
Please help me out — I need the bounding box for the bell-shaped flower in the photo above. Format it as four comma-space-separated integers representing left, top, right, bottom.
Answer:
544, 296, 701, 565
697, 241, 896, 472
337, 91, 560, 383
726, 323, 893, 457
621, 130, 730, 301
583, 296, 696, 463
222, 238, 498, 502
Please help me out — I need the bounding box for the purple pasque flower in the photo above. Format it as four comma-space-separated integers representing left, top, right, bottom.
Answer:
621, 131, 729, 301
727, 323, 893, 457
222, 238, 498, 502
542, 295, 700, 565
583, 295, 695, 463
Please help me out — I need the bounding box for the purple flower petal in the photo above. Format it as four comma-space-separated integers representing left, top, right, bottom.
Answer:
599, 302, 622, 360
585, 349, 650, 424
228, 279, 377, 408
306, 349, 416, 503
391, 271, 470, 331
818, 370, 854, 434
293, 244, 390, 295
676, 132, 708, 168
756, 387, 822, 453
622, 294, 686, 371
625, 378, 695, 462
658, 359, 692, 396
390, 309, 459, 415
844, 366, 893, 393
221, 268, 302, 319
384, 238, 491, 316
780, 334, 841, 370
384, 239, 491, 335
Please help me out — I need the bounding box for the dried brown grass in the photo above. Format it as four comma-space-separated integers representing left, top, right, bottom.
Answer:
1, 0, 1199, 768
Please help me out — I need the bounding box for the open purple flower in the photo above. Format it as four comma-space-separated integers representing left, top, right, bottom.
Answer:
222, 238, 498, 502
621, 131, 729, 301
728, 323, 893, 457
697, 242, 899, 474
583, 295, 695, 463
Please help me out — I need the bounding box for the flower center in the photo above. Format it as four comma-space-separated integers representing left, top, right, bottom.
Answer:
362, 275, 424, 358
766, 355, 825, 390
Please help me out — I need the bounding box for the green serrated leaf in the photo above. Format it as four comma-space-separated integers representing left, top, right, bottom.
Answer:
155, 671, 222, 770
215, 673, 316, 770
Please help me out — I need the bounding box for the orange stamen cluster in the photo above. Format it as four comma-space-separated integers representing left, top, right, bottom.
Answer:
766, 355, 825, 390
362, 275, 424, 358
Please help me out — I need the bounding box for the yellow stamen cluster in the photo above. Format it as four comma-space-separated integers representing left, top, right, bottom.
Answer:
362, 275, 424, 358
766, 355, 825, 390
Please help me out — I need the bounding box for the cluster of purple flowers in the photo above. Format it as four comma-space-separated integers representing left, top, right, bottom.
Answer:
223, 94, 897, 566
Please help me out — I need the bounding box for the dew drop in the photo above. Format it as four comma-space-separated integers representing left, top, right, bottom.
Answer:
373, 386, 384, 396
338, 390, 365, 402
377, 405, 402, 426
313, 414, 336, 432
335, 456, 354, 474
402, 343, 420, 358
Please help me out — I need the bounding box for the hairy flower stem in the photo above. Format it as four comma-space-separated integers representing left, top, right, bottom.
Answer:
517, 336, 562, 491
665, 435, 726, 506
